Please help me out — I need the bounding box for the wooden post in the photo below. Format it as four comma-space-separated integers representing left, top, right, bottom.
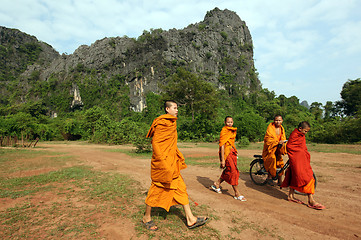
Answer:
28, 140, 34, 148
33, 138, 39, 148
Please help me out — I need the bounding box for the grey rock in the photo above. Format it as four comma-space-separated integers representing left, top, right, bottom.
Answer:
2, 8, 261, 112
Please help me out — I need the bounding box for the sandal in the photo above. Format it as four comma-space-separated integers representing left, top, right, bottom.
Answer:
143, 220, 158, 231
307, 203, 325, 210
187, 217, 209, 229
234, 195, 247, 201
211, 185, 221, 193
266, 179, 275, 186
288, 198, 304, 204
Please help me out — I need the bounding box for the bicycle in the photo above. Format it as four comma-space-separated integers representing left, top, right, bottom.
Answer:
249, 154, 317, 192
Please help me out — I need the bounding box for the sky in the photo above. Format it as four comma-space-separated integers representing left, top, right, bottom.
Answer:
1, 0, 361, 105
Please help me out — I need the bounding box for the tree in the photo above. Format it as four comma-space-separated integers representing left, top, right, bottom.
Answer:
310, 102, 323, 120
338, 78, 361, 116
323, 101, 336, 120
143, 92, 163, 123
162, 68, 219, 121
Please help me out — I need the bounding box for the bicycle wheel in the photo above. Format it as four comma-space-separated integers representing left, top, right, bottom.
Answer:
250, 159, 268, 185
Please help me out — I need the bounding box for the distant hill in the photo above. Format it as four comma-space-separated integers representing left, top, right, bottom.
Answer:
300, 100, 310, 109
0, 8, 260, 113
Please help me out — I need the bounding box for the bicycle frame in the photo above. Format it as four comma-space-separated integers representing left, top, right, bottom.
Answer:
274, 160, 289, 180
250, 154, 317, 191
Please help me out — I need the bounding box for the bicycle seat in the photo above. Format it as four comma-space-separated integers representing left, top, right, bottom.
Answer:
253, 155, 262, 158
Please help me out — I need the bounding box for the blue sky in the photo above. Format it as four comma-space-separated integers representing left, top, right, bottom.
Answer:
1, 0, 361, 105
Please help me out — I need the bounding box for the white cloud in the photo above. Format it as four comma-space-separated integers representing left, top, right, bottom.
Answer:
329, 20, 361, 55
1, 0, 360, 104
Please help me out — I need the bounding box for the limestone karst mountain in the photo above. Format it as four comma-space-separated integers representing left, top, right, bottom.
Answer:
0, 8, 260, 113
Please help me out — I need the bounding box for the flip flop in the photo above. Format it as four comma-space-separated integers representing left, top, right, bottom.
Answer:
234, 195, 247, 201
187, 217, 209, 229
143, 220, 158, 231
288, 198, 304, 204
266, 179, 275, 186
307, 203, 326, 210
211, 185, 221, 193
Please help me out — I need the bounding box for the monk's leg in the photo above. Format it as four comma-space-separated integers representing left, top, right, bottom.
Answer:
183, 204, 207, 227
288, 188, 295, 200
275, 153, 284, 185
287, 187, 304, 203
265, 156, 277, 183
214, 177, 224, 189
143, 204, 158, 230
232, 185, 240, 197
307, 194, 325, 209
307, 194, 316, 206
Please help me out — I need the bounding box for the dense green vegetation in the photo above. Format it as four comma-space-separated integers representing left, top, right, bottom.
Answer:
0, 57, 360, 147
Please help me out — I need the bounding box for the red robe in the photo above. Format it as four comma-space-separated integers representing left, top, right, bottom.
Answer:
281, 128, 315, 194
219, 126, 239, 186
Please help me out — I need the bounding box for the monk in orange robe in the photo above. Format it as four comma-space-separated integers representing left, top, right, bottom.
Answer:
211, 116, 246, 201
262, 115, 287, 185
143, 100, 208, 231
281, 121, 325, 210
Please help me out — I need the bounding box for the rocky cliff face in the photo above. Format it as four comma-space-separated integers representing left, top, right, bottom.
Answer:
0, 27, 58, 79
2, 8, 260, 112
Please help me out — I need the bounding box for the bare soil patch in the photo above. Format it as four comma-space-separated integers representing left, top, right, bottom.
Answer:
1, 141, 361, 239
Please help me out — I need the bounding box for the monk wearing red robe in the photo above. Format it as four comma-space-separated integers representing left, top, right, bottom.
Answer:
143, 100, 208, 230
262, 115, 287, 186
281, 121, 325, 210
211, 116, 246, 201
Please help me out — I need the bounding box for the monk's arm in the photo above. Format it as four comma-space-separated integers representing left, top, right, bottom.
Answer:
220, 144, 225, 168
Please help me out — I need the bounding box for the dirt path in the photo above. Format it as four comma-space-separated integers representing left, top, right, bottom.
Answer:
37, 142, 361, 239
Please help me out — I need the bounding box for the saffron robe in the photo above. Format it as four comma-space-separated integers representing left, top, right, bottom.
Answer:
145, 114, 189, 211
281, 128, 315, 194
219, 126, 239, 186
262, 122, 287, 177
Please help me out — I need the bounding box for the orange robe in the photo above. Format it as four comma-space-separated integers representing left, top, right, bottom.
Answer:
281, 128, 315, 194
145, 114, 189, 211
262, 122, 287, 178
219, 126, 239, 186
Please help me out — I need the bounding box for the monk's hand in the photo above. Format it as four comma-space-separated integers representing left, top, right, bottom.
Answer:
278, 140, 286, 147
220, 160, 225, 169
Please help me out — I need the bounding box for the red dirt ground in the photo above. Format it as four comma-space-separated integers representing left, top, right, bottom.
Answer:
2, 142, 361, 239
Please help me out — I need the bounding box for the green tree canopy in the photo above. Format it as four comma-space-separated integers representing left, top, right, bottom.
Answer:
162, 67, 219, 121
338, 78, 361, 116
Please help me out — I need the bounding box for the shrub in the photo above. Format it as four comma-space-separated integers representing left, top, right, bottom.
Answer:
220, 31, 228, 40
134, 137, 152, 153
237, 136, 250, 148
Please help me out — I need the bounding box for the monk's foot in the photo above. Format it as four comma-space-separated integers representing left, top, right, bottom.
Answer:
287, 197, 304, 204
211, 185, 221, 193
234, 195, 247, 201
307, 202, 325, 210
143, 215, 151, 224
187, 216, 209, 229
213, 182, 220, 189
266, 179, 275, 186
308, 200, 316, 206
142, 219, 158, 231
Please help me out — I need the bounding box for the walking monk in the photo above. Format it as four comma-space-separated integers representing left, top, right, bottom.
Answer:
262, 115, 287, 186
211, 116, 246, 201
281, 121, 325, 210
143, 100, 209, 231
